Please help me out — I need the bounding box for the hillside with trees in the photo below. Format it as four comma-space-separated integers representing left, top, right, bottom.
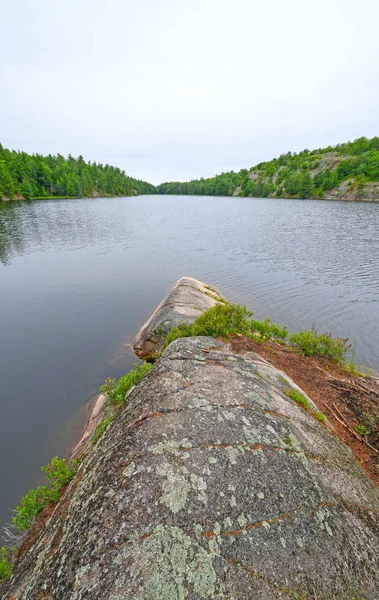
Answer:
155, 137, 379, 202
0, 145, 155, 200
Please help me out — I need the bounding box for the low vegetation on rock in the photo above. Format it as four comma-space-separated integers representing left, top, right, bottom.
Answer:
0, 362, 153, 581
12, 457, 79, 532
92, 362, 153, 442
284, 388, 311, 409
99, 362, 152, 406
0, 547, 13, 581
163, 302, 351, 366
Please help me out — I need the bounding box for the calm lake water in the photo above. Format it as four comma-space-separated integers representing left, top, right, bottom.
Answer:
1, 195, 379, 530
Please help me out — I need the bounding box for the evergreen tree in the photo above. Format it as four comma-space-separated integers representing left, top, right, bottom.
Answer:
0, 145, 154, 200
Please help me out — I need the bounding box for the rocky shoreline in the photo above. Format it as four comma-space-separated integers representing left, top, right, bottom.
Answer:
2, 278, 379, 599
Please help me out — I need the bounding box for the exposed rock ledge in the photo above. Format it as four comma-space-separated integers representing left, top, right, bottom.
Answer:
2, 336, 378, 599
133, 276, 222, 360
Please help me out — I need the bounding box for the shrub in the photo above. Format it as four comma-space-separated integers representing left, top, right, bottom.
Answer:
354, 424, 371, 438
100, 362, 152, 406
163, 303, 253, 349
163, 302, 350, 367
12, 458, 79, 531
284, 388, 311, 409
250, 317, 288, 342
12, 485, 52, 531
0, 547, 13, 581
289, 329, 347, 362
41, 457, 79, 502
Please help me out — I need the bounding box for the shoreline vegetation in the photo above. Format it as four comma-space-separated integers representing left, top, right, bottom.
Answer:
0, 144, 154, 201
2, 137, 379, 203
2, 301, 378, 582
156, 136, 379, 202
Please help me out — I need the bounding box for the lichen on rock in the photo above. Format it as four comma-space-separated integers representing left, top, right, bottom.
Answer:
2, 335, 379, 599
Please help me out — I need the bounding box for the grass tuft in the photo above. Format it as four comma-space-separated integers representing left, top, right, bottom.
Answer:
92, 415, 115, 443
312, 411, 327, 423
284, 388, 311, 409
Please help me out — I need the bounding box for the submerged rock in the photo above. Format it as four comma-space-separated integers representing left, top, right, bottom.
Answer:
133, 276, 222, 360
2, 337, 378, 599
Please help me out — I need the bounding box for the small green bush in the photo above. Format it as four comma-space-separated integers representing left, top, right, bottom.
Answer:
12, 485, 52, 531
163, 303, 253, 349
12, 457, 79, 531
289, 329, 347, 362
162, 301, 352, 367
100, 362, 152, 405
41, 456, 79, 502
0, 547, 13, 581
284, 388, 311, 409
354, 424, 371, 438
250, 317, 288, 342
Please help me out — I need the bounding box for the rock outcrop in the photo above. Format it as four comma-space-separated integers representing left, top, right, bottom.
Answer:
2, 337, 379, 599
133, 276, 222, 360
70, 394, 108, 460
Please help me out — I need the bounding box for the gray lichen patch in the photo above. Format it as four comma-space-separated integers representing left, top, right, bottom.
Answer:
123, 460, 136, 478
111, 526, 219, 600
150, 438, 192, 455
156, 462, 208, 513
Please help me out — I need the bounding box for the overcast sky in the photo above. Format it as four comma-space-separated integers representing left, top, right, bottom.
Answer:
1, 0, 378, 184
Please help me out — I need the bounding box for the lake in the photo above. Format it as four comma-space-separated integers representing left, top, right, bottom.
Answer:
0, 194, 378, 531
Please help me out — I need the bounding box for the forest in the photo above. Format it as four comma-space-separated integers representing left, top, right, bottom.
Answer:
155, 137, 379, 199
2, 137, 379, 202
0, 145, 155, 200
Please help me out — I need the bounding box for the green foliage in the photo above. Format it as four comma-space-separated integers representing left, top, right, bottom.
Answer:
41, 456, 79, 502
100, 362, 153, 406
92, 414, 115, 442
94, 362, 153, 442
12, 458, 79, 531
354, 424, 371, 438
163, 302, 349, 365
250, 317, 288, 342
284, 388, 311, 409
155, 136, 379, 199
0, 547, 13, 581
0, 144, 154, 201
313, 411, 327, 423
164, 303, 253, 349
12, 485, 53, 531
288, 329, 347, 362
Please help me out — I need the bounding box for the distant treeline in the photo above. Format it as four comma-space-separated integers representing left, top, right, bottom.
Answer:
155, 137, 379, 199
0, 145, 155, 200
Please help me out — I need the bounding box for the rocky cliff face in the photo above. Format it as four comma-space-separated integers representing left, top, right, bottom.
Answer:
2, 336, 378, 599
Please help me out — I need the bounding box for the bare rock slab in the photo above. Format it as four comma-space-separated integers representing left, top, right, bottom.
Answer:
3, 337, 379, 599
133, 276, 222, 360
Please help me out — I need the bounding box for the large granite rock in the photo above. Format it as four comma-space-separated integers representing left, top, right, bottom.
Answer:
133, 277, 222, 360
3, 337, 378, 599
